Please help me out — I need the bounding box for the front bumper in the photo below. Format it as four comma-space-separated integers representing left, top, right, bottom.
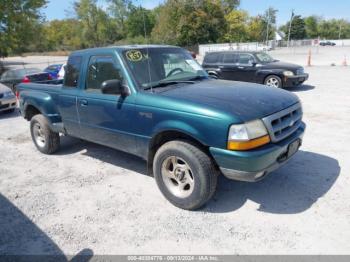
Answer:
284, 74, 309, 87
210, 123, 305, 182
0, 97, 17, 112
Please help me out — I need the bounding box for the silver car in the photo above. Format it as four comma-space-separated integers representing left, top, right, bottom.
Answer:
0, 83, 17, 113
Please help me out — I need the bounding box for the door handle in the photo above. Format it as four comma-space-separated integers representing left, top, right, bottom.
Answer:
238, 66, 245, 69
80, 99, 88, 106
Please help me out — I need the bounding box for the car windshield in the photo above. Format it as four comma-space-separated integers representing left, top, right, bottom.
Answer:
256, 53, 275, 63
122, 47, 208, 89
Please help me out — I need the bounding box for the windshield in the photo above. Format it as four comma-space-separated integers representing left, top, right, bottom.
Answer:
122, 48, 208, 89
256, 52, 275, 63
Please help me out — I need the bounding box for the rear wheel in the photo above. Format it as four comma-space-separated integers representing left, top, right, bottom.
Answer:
30, 114, 60, 154
264, 75, 282, 88
153, 140, 218, 210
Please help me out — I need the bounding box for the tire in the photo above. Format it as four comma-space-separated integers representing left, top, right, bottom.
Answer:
30, 114, 60, 154
264, 75, 282, 88
153, 140, 218, 210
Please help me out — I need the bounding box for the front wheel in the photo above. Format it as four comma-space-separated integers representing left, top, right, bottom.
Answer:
153, 140, 218, 210
30, 114, 60, 154
264, 75, 282, 88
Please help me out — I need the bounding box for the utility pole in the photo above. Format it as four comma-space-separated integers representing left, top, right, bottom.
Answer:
339, 23, 342, 39
287, 9, 295, 48
266, 9, 270, 45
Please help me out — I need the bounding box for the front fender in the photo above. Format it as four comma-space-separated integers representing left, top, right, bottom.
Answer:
256, 69, 284, 82
151, 120, 207, 145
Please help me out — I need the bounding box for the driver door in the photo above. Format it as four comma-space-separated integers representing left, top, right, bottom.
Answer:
77, 54, 137, 154
235, 53, 258, 82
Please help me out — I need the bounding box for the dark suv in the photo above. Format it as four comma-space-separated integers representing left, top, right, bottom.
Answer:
202, 51, 308, 88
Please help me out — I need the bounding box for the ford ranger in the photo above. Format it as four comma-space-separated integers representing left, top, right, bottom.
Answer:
18, 45, 305, 210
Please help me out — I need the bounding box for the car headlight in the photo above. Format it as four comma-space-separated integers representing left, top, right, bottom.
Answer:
227, 120, 270, 151
3, 91, 15, 98
283, 71, 294, 76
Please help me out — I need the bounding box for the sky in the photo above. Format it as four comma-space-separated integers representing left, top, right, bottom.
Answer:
42, 0, 350, 26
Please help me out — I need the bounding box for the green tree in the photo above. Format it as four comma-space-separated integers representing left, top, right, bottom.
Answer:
261, 7, 278, 42
221, 0, 240, 15
74, 0, 118, 48
304, 16, 320, 38
318, 19, 349, 39
125, 6, 155, 38
0, 0, 47, 56
152, 0, 226, 46
224, 10, 249, 42
282, 15, 307, 40
43, 19, 83, 51
107, 0, 133, 37
246, 16, 265, 42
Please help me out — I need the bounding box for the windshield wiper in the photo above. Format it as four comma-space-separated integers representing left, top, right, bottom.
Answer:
143, 80, 195, 90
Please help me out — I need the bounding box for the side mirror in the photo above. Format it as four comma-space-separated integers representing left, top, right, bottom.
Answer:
101, 79, 129, 96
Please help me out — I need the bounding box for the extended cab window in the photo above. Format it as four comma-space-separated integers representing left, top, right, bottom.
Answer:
86, 56, 124, 92
64, 56, 82, 87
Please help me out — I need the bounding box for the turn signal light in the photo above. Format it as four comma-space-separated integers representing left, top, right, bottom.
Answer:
227, 135, 271, 151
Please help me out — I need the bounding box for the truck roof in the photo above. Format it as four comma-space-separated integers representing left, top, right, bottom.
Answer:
71, 45, 181, 56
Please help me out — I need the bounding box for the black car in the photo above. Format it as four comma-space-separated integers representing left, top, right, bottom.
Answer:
0, 68, 52, 92
202, 51, 309, 88
319, 41, 336, 46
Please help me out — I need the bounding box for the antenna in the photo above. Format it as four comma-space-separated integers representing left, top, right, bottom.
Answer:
140, 2, 152, 93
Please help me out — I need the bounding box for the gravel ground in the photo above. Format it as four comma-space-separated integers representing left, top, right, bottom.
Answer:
1, 58, 350, 256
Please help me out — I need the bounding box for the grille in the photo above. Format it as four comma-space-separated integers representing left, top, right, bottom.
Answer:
296, 68, 304, 75
0, 104, 9, 110
262, 103, 302, 142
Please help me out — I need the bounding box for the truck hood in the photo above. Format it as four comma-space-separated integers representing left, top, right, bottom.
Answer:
157, 79, 300, 122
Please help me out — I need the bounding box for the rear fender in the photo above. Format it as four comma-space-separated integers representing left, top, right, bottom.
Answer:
21, 90, 61, 124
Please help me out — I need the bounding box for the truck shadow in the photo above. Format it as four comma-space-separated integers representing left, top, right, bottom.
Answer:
205, 150, 340, 214
0, 194, 93, 260
58, 136, 148, 176
58, 138, 339, 215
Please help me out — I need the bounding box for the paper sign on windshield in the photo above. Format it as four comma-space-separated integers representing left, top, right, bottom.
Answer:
126, 50, 143, 62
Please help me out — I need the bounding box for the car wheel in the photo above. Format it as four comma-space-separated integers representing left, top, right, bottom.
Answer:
153, 140, 218, 210
264, 75, 282, 88
30, 114, 60, 154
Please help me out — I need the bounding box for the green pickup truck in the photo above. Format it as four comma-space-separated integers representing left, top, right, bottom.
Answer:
18, 45, 305, 210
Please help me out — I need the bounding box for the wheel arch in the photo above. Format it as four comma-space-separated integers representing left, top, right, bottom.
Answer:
24, 104, 42, 121
147, 129, 213, 176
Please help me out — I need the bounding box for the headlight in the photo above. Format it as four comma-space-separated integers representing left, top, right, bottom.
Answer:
3, 91, 14, 98
283, 71, 294, 76
227, 120, 270, 151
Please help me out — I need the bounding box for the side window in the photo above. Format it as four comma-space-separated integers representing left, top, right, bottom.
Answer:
86, 56, 124, 92
204, 53, 218, 64
238, 54, 255, 65
64, 56, 82, 88
223, 53, 238, 64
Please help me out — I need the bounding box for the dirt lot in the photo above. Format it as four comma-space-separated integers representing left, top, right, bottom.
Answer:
1, 59, 350, 255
